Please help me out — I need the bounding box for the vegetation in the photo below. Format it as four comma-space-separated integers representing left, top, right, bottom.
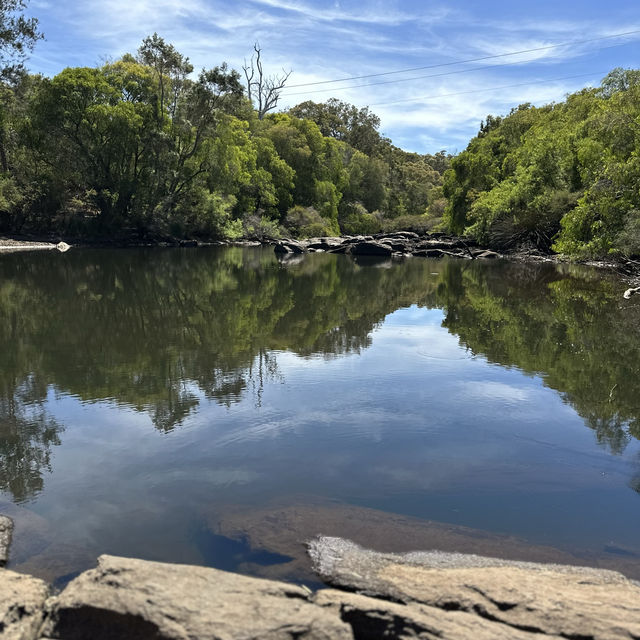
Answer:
0, 2, 638, 258
443, 68, 640, 258
0, 29, 449, 241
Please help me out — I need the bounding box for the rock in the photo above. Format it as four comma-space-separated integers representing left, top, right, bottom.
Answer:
0, 569, 49, 640
40, 554, 353, 640
0, 515, 12, 567
307, 237, 344, 250
55, 242, 70, 253
178, 239, 198, 247
314, 589, 543, 640
476, 250, 501, 259
274, 240, 306, 254
623, 286, 640, 299
349, 241, 392, 257
309, 536, 640, 640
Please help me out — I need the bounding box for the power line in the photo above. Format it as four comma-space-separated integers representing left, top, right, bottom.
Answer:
281, 41, 630, 98
368, 70, 606, 107
284, 29, 640, 89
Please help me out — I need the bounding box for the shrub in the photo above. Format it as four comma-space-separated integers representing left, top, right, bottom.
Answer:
283, 205, 337, 238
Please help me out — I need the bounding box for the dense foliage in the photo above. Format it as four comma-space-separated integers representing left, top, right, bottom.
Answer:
443, 68, 640, 257
0, 35, 449, 240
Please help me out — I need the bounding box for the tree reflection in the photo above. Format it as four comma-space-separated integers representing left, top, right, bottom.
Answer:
0, 247, 639, 501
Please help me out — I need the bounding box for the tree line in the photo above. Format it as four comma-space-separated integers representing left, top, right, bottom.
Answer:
443, 68, 640, 258
0, 1, 638, 258
0, 25, 449, 240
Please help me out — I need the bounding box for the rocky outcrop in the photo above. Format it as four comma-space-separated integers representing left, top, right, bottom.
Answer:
39, 555, 352, 639
309, 536, 640, 640
1, 543, 639, 638
271, 233, 498, 261
0, 570, 49, 640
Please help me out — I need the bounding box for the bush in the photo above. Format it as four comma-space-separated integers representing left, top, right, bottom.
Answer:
242, 213, 282, 240
338, 202, 381, 235
283, 205, 337, 238
616, 210, 640, 257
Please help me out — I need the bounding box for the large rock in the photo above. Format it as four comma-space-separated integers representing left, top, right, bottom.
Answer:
0, 515, 12, 567
0, 569, 49, 640
309, 537, 640, 640
314, 589, 546, 640
40, 554, 353, 639
349, 241, 392, 256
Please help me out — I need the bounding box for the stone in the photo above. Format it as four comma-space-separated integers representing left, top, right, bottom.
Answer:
476, 250, 501, 259
40, 554, 353, 640
0, 515, 12, 567
623, 286, 640, 299
55, 242, 70, 252
0, 569, 49, 640
349, 241, 392, 257
314, 589, 549, 640
309, 536, 640, 640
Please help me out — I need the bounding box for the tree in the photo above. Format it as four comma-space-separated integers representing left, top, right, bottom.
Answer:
243, 43, 291, 119
0, 0, 41, 83
289, 99, 382, 155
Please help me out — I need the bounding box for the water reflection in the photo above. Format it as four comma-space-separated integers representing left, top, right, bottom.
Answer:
0, 247, 638, 509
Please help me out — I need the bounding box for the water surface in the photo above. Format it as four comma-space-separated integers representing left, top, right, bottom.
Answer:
1, 247, 639, 582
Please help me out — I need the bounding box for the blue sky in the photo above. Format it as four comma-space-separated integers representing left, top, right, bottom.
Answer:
26, 0, 640, 154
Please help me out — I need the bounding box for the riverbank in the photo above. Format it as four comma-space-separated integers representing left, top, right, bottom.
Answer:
1, 518, 638, 639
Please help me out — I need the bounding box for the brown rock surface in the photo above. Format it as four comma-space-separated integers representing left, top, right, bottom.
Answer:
0, 570, 49, 640
0, 515, 12, 567
309, 536, 640, 640
40, 554, 353, 640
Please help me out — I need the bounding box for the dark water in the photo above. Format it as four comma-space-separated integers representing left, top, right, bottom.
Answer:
1, 246, 640, 582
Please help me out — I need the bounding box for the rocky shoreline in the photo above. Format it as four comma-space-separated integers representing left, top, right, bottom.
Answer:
4, 232, 639, 286
1, 512, 638, 639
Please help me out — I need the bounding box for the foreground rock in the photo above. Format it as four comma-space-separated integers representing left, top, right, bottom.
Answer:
0, 570, 49, 640
0, 515, 12, 567
39, 555, 352, 640
309, 536, 640, 640
2, 544, 640, 638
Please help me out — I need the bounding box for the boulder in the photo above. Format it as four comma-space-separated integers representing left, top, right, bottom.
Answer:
55, 242, 70, 253
276, 240, 306, 254
0, 515, 12, 567
309, 536, 640, 640
0, 569, 49, 640
40, 554, 353, 639
349, 241, 392, 257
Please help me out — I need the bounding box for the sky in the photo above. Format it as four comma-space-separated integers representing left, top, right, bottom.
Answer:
26, 0, 640, 154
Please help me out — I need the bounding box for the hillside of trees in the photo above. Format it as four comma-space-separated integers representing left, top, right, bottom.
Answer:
0, 33, 449, 242
444, 68, 640, 258
0, 0, 638, 259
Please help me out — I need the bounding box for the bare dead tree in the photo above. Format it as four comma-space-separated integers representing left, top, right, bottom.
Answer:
242, 43, 292, 119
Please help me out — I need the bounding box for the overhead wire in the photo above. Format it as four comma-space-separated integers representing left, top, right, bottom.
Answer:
283, 29, 640, 90
368, 71, 607, 107
281, 41, 632, 98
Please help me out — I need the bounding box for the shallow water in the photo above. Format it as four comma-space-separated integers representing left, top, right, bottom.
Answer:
1, 246, 639, 582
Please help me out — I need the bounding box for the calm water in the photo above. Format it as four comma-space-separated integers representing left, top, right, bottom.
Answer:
1, 246, 640, 582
